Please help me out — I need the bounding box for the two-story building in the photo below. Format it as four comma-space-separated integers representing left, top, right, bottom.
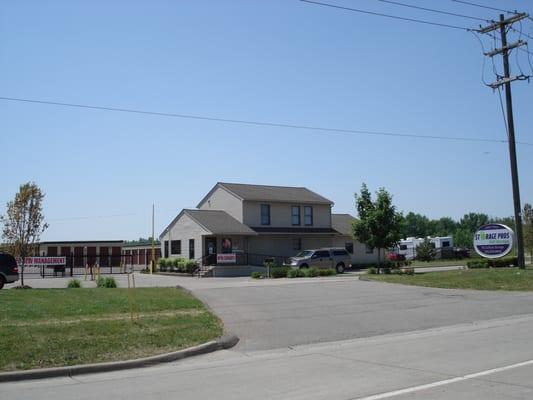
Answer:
159, 182, 379, 274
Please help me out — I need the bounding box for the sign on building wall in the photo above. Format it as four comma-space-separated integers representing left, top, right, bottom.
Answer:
216, 253, 236, 264
473, 224, 514, 259
16, 256, 66, 266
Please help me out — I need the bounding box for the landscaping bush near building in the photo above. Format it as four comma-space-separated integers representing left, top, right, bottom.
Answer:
467, 257, 518, 269
251, 271, 263, 279
158, 258, 197, 274
270, 266, 290, 278
66, 279, 81, 288
305, 267, 320, 277
96, 276, 117, 288
318, 268, 336, 276
467, 260, 490, 269
287, 269, 305, 278
158, 258, 168, 272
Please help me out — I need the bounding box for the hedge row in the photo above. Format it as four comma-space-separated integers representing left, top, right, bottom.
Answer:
158, 258, 198, 274
368, 267, 414, 275
253, 267, 337, 279
467, 257, 518, 269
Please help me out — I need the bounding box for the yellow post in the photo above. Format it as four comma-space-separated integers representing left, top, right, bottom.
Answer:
151, 204, 155, 274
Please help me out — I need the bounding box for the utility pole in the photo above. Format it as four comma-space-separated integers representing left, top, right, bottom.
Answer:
480, 13, 529, 268
151, 204, 155, 274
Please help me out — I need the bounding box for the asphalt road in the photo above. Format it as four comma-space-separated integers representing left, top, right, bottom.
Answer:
2, 313, 533, 399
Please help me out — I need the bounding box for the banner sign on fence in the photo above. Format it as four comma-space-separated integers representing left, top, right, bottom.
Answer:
473, 224, 514, 259
216, 253, 236, 264
16, 257, 66, 266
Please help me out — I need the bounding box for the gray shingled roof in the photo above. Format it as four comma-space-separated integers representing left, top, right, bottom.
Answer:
218, 182, 333, 204
331, 213, 356, 236
184, 209, 257, 235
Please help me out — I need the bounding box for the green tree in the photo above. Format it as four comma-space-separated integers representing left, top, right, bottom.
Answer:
0, 182, 48, 287
416, 238, 437, 262
352, 184, 403, 272
433, 217, 457, 237
401, 212, 431, 238
459, 212, 489, 234
454, 228, 473, 249
490, 216, 515, 231
523, 203, 533, 261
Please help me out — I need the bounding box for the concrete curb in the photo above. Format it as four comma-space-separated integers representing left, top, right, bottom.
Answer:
0, 334, 239, 383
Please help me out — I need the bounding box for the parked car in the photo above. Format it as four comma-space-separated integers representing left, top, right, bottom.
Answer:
0, 252, 19, 289
387, 252, 406, 262
286, 248, 350, 273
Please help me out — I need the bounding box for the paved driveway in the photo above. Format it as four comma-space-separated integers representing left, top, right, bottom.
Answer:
183, 276, 533, 351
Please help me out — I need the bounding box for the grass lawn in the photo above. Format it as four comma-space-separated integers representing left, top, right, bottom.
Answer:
0, 287, 223, 372
364, 268, 533, 291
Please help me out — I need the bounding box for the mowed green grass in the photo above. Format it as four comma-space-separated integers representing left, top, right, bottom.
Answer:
365, 268, 533, 291
0, 288, 223, 371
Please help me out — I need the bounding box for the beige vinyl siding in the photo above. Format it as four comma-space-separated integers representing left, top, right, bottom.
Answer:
198, 186, 243, 222
160, 213, 207, 261
332, 236, 380, 264
243, 201, 331, 228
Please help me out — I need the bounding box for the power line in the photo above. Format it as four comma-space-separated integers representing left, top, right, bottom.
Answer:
450, 0, 516, 14
299, 0, 475, 31
509, 26, 533, 41
1, 96, 532, 147
371, 0, 490, 22
48, 213, 138, 222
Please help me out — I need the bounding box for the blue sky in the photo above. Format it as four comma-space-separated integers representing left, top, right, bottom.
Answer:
1, 0, 532, 241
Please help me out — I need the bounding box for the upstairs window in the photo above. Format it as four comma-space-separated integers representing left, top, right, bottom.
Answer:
291, 206, 300, 226
304, 206, 313, 226
261, 204, 270, 225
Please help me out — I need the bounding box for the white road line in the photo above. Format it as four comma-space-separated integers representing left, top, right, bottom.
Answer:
354, 359, 533, 400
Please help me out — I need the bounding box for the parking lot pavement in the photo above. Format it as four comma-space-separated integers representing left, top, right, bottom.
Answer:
188, 278, 533, 351
2, 313, 533, 400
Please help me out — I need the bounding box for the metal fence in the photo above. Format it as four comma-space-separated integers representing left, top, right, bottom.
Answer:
20, 254, 137, 278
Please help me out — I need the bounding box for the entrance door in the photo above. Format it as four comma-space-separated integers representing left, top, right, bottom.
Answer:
205, 237, 217, 265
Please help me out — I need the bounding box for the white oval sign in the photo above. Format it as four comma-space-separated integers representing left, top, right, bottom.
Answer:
473, 223, 514, 259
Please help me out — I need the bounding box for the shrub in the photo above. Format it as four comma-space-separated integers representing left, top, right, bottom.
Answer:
287, 269, 305, 278
183, 260, 197, 274
467, 260, 490, 269
381, 267, 392, 275
251, 271, 263, 279
271, 267, 290, 278
368, 267, 377, 275
318, 268, 336, 276
159, 258, 168, 272
66, 279, 81, 288
416, 238, 437, 262
489, 257, 518, 268
96, 276, 117, 288
305, 267, 319, 278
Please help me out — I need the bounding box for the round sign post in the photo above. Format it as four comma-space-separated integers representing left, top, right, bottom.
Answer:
473, 224, 514, 259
